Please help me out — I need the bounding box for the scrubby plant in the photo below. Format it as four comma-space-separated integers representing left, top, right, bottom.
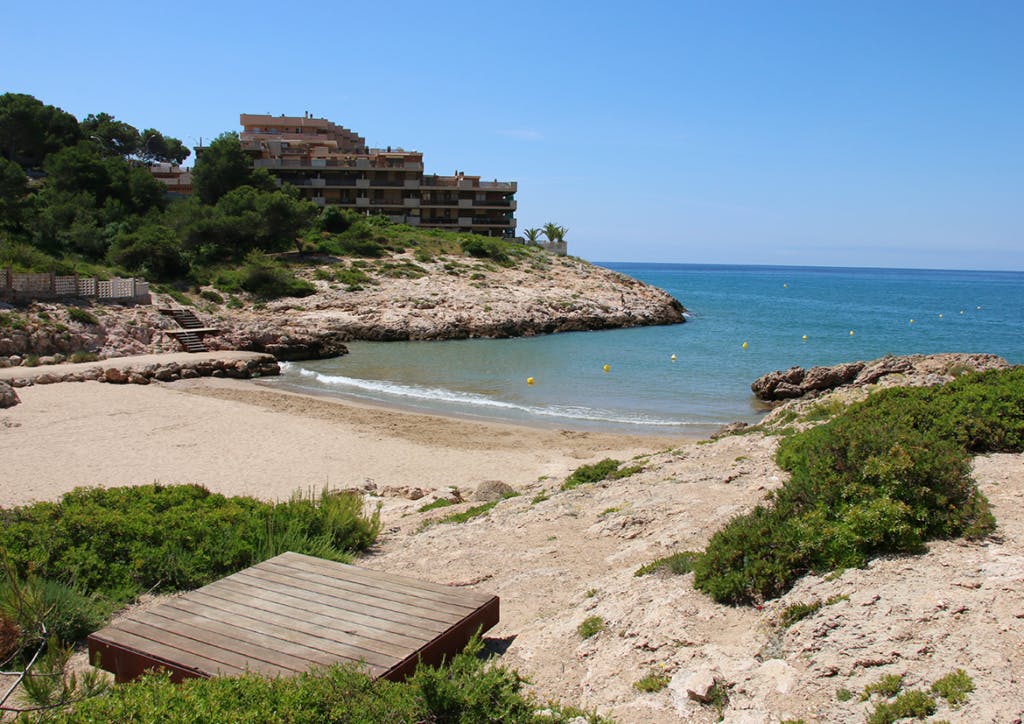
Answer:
577, 615, 606, 639
779, 600, 823, 628
634, 551, 702, 577
836, 687, 853, 702
66, 306, 98, 325
215, 251, 315, 299
861, 673, 904, 701
930, 668, 974, 708
47, 635, 590, 723
417, 498, 454, 513
866, 690, 936, 724
693, 369, 1022, 605
561, 458, 641, 491
0, 484, 380, 618
68, 350, 99, 363
633, 671, 671, 693
199, 289, 224, 304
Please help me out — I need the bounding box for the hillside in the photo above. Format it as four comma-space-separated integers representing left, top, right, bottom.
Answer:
0, 244, 684, 363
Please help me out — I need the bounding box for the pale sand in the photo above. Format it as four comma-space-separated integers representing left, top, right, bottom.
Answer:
0, 378, 681, 509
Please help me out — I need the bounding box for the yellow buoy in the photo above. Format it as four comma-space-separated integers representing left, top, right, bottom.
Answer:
670, 354, 677, 362
526, 377, 535, 386
742, 341, 748, 350
909, 319, 914, 324
938, 313, 944, 319
802, 334, 808, 342
603, 364, 611, 373
977, 305, 982, 310
849, 330, 855, 336
783, 283, 788, 288
960, 310, 965, 315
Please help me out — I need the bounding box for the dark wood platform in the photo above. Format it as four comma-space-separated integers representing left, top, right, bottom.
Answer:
87, 552, 499, 683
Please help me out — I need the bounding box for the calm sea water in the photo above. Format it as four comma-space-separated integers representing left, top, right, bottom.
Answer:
272, 264, 1024, 436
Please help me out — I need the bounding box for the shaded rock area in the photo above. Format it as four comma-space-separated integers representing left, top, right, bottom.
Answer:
751, 353, 1011, 401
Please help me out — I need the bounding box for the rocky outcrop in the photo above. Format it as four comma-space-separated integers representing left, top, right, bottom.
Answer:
752, 353, 1011, 401
0, 381, 18, 408
2, 353, 279, 388
1, 252, 684, 362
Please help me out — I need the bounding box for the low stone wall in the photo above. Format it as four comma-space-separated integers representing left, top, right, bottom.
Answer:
3, 353, 280, 388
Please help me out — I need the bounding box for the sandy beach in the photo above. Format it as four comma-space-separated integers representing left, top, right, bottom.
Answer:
0, 376, 678, 509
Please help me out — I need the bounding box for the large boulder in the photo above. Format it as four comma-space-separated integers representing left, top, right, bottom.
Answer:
0, 381, 19, 408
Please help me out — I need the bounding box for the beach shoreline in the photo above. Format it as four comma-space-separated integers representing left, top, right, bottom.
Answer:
0, 375, 684, 510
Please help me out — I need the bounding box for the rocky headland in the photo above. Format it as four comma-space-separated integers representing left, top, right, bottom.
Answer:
0, 252, 684, 364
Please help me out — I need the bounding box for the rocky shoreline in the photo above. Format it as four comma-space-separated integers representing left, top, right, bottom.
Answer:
0, 253, 684, 363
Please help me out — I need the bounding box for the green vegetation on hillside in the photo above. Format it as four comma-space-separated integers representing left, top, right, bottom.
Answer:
691, 368, 1022, 605
1, 93, 553, 302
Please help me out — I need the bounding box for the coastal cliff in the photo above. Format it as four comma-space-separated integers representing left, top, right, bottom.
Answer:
0, 251, 685, 363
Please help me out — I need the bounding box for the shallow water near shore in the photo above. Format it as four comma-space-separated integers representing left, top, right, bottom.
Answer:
276, 263, 1024, 434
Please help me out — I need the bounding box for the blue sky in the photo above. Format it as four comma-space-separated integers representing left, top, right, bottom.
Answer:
4, 1, 1022, 270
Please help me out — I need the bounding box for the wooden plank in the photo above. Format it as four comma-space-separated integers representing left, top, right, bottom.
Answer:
158, 594, 404, 666
111, 620, 293, 678
89, 626, 245, 678
88, 557, 501, 685
238, 565, 474, 620
192, 580, 443, 645
129, 610, 342, 674
273, 552, 494, 606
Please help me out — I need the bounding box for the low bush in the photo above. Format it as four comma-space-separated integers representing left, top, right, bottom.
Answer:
930, 668, 974, 708
633, 671, 671, 693
66, 307, 99, 325
562, 458, 627, 490
0, 484, 380, 617
216, 252, 315, 299
693, 369, 1022, 605
779, 600, 822, 628
577, 615, 606, 639
634, 551, 702, 577
461, 237, 509, 263
49, 635, 591, 723
199, 289, 224, 304
69, 350, 99, 363
866, 690, 936, 724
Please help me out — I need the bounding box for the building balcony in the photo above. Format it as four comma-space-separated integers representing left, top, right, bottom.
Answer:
356, 178, 370, 189
458, 199, 473, 208
310, 178, 326, 187
403, 198, 420, 207
355, 197, 370, 207
404, 179, 420, 189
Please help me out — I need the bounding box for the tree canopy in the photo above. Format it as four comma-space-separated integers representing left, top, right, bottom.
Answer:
0, 93, 81, 169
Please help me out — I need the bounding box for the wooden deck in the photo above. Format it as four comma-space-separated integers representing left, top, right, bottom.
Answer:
87, 552, 499, 683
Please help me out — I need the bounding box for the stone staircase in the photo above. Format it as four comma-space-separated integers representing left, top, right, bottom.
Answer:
158, 306, 217, 353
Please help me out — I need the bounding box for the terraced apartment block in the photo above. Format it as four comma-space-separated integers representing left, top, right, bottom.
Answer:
238, 113, 517, 238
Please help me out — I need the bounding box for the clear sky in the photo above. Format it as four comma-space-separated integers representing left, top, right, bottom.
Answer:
3, 1, 1022, 270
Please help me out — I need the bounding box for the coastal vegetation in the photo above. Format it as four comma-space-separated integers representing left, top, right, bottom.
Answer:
42, 635, 599, 723
561, 458, 644, 491
693, 367, 1022, 604
0, 94, 562, 304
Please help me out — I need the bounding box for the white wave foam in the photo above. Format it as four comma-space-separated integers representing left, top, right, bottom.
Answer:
286, 367, 694, 428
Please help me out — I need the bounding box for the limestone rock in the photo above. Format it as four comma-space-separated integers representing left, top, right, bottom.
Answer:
0, 381, 18, 408
472, 480, 516, 502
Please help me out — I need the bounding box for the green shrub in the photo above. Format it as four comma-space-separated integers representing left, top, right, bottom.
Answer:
461, 237, 509, 263
216, 252, 315, 299
930, 668, 974, 708
836, 687, 853, 702
633, 671, 671, 693
417, 499, 454, 513
0, 484, 380, 620
50, 635, 581, 723
694, 370, 1022, 605
69, 350, 99, 363
67, 306, 99, 325
635, 551, 702, 577
861, 673, 904, 700
0, 312, 27, 330
199, 289, 224, 304
22, 354, 40, 367
577, 615, 606, 639
562, 459, 622, 490
866, 690, 936, 724
779, 600, 823, 628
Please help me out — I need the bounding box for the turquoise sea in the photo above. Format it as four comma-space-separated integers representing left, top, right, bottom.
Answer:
273, 264, 1024, 436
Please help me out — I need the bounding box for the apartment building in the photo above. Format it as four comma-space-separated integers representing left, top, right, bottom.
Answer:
238, 114, 517, 238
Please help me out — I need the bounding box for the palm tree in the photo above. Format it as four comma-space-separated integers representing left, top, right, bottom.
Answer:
542, 222, 567, 243
523, 228, 542, 244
